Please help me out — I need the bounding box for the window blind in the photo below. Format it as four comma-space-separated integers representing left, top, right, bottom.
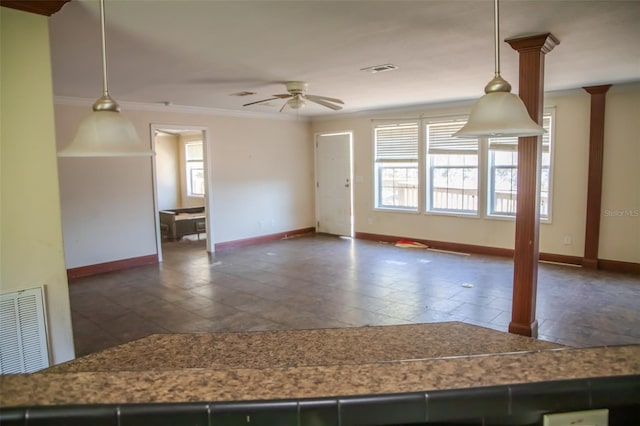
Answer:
489, 115, 552, 152
186, 142, 203, 161
375, 123, 418, 161
427, 120, 477, 154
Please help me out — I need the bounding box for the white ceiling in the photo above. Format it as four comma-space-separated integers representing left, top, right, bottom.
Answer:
48, 0, 640, 117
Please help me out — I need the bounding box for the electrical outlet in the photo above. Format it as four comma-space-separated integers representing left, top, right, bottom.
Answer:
543, 408, 608, 426
563, 234, 572, 245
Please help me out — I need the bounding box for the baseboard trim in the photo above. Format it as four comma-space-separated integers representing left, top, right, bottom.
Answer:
355, 232, 513, 258
215, 227, 316, 251
355, 232, 637, 273
581, 257, 599, 269
539, 253, 583, 266
66, 231, 638, 278
598, 259, 640, 274
67, 254, 159, 279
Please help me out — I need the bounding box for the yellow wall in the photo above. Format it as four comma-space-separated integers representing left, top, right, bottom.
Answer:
155, 133, 181, 210
0, 7, 75, 364
311, 84, 640, 264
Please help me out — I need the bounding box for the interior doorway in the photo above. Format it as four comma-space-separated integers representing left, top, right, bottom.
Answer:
315, 132, 353, 237
150, 124, 214, 262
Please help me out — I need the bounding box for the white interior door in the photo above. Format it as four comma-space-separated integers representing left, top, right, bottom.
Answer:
316, 132, 353, 236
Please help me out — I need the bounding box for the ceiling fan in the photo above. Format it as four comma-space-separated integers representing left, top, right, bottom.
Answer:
243, 81, 344, 112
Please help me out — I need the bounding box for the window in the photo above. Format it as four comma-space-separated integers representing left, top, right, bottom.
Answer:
185, 141, 204, 197
372, 110, 554, 220
488, 113, 553, 218
426, 120, 478, 214
374, 123, 419, 210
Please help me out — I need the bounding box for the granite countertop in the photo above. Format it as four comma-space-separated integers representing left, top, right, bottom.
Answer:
3, 346, 639, 407
48, 322, 563, 372
2, 323, 639, 408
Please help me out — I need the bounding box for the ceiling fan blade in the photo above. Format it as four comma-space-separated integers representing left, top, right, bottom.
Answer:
306, 97, 343, 111
279, 102, 288, 112
273, 94, 293, 99
306, 94, 344, 105
243, 97, 281, 107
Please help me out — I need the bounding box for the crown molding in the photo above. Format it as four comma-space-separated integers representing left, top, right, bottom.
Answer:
53, 97, 310, 122
310, 98, 477, 122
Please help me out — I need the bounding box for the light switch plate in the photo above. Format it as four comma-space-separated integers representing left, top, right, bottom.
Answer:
543, 409, 608, 426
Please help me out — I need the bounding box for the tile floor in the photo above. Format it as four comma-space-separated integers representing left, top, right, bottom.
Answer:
69, 234, 640, 357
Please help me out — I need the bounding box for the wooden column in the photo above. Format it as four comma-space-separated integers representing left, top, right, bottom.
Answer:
582, 85, 612, 269
506, 33, 559, 338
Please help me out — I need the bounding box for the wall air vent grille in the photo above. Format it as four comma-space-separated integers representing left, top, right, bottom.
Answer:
0, 287, 49, 374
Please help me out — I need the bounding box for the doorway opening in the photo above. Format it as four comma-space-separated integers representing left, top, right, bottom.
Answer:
151, 124, 214, 262
315, 131, 354, 237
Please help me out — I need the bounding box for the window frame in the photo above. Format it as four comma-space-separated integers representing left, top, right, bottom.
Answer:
371, 109, 555, 222
373, 121, 420, 212
425, 117, 480, 217
486, 110, 555, 222
185, 140, 205, 198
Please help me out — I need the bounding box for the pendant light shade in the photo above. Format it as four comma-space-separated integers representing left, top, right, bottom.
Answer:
59, 110, 150, 157
454, 0, 544, 139
57, 0, 152, 157
454, 92, 545, 138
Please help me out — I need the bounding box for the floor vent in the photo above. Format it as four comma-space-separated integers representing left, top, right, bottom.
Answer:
0, 287, 50, 374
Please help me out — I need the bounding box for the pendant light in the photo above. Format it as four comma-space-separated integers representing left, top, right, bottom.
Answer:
58, 0, 152, 157
454, 0, 544, 138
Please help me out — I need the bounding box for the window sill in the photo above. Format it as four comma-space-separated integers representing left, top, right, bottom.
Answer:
373, 207, 420, 214
486, 214, 552, 224
424, 210, 480, 219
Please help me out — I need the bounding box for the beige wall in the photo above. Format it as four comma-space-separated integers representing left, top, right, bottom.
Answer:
599, 85, 640, 263
154, 131, 206, 211
1, 7, 75, 364
53, 83, 638, 268
55, 104, 315, 267
155, 133, 181, 211
311, 83, 640, 263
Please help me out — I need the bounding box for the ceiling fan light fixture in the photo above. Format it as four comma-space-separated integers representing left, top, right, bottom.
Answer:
243, 81, 343, 112
58, 0, 152, 157
454, 0, 544, 139
287, 97, 306, 110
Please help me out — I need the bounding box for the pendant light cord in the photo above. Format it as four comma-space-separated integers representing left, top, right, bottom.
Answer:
99, 0, 109, 97
494, 0, 500, 77
92, 0, 120, 112
484, 0, 511, 93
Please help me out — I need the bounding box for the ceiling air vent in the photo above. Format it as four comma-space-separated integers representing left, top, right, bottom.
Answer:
230, 91, 257, 97
361, 64, 399, 74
